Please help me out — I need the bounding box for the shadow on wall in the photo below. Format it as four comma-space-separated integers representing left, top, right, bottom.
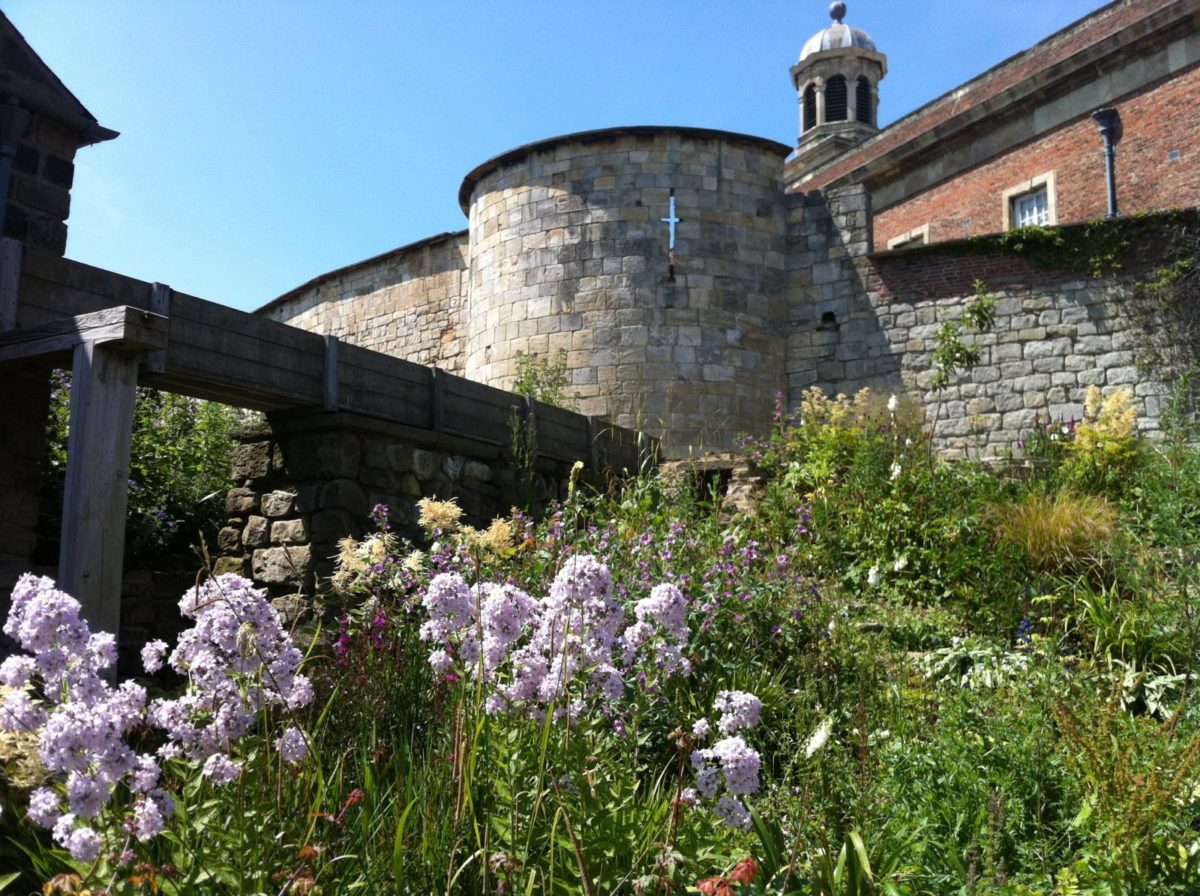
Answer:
786, 185, 903, 405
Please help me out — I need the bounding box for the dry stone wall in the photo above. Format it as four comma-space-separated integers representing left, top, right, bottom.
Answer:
219, 409, 639, 603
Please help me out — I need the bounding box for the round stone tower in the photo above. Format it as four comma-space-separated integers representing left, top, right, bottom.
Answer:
790, 1, 886, 172
458, 126, 791, 456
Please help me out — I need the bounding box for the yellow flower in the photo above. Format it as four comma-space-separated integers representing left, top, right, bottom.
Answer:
417, 498, 464, 533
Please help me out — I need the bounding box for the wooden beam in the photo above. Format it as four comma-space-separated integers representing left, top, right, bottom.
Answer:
0, 305, 168, 363
58, 340, 139, 642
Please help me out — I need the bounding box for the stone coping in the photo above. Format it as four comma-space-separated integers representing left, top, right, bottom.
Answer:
256, 229, 468, 315
457, 125, 792, 212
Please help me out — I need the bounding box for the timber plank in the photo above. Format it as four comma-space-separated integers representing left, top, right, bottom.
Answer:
0, 306, 167, 363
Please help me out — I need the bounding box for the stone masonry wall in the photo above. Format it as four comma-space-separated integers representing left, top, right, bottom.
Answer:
5, 116, 77, 254
791, 189, 1189, 457
462, 128, 791, 456
786, 184, 901, 405
260, 231, 469, 373
218, 411, 591, 603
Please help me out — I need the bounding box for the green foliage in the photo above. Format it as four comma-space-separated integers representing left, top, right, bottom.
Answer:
8, 383, 1200, 896
39, 372, 249, 567
511, 349, 577, 410
929, 280, 997, 392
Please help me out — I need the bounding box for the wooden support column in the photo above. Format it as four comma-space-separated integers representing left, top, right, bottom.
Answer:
0, 237, 20, 331
59, 340, 140, 639
0, 305, 173, 641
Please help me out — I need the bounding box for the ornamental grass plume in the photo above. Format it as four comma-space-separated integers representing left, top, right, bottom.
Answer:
990, 490, 1117, 572
417, 497, 464, 533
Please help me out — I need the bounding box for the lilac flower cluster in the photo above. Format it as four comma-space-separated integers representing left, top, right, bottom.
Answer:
147, 575, 313, 773
419, 555, 692, 720
0, 573, 312, 862
0, 575, 165, 861
621, 583, 691, 677
684, 690, 764, 832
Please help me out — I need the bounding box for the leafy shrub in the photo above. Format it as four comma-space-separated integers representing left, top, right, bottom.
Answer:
39, 374, 248, 567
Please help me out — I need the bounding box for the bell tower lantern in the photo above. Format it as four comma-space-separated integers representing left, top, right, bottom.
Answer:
790, 1, 886, 171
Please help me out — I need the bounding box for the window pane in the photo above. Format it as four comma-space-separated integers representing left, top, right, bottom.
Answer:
1013, 189, 1049, 227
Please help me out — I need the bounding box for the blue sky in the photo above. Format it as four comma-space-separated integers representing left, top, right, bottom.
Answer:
7, 1, 1105, 312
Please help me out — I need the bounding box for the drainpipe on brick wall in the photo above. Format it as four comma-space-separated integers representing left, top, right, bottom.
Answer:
1092, 107, 1122, 219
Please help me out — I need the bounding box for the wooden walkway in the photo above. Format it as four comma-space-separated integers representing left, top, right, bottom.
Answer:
1, 240, 641, 637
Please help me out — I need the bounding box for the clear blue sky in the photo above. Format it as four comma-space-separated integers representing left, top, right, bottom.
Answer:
7, 0, 1106, 312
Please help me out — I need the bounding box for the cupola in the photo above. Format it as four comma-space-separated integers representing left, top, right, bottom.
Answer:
790, 1, 886, 170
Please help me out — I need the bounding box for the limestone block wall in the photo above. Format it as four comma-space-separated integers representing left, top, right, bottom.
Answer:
260, 231, 469, 373
460, 127, 792, 456
786, 184, 901, 405
791, 190, 1192, 457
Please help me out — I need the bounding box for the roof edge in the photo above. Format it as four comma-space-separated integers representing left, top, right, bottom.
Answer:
458, 125, 791, 212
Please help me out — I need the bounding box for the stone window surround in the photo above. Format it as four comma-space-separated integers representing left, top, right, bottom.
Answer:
1002, 170, 1057, 230
886, 223, 930, 250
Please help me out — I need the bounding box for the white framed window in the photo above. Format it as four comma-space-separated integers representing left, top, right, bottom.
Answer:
1002, 171, 1057, 230
1012, 189, 1049, 227
886, 224, 930, 250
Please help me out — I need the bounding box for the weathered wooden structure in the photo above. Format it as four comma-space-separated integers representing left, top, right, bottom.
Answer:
0, 239, 643, 642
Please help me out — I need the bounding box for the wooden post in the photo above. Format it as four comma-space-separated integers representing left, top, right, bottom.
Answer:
0, 237, 20, 331
58, 340, 139, 640
144, 282, 172, 374
323, 334, 340, 411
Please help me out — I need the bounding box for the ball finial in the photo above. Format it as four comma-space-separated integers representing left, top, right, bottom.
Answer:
830, 1, 847, 23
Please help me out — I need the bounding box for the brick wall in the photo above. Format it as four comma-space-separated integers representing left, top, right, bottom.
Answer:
261, 231, 469, 373
874, 62, 1200, 249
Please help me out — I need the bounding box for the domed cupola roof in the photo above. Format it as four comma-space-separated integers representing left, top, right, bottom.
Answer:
799, 2, 877, 62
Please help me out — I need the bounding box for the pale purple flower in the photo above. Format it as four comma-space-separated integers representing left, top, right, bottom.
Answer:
27, 786, 60, 828
141, 639, 169, 674
692, 717, 711, 741
131, 794, 166, 841
0, 655, 35, 688
275, 727, 308, 764
714, 795, 752, 832
709, 735, 761, 796
201, 753, 241, 785
713, 690, 762, 735
64, 824, 103, 862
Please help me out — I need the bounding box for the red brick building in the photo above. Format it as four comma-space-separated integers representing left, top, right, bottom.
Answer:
785, 0, 1200, 252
